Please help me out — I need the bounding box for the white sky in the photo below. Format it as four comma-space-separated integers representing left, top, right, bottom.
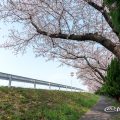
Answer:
0, 20, 87, 91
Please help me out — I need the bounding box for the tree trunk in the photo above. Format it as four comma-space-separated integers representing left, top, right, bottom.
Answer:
116, 96, 120, 102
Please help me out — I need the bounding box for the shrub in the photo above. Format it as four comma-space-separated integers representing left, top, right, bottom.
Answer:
96, 58, 120, 101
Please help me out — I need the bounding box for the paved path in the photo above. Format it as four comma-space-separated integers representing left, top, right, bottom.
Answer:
80, 96, 118, 120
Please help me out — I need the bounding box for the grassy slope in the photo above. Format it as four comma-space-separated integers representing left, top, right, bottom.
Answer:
111, 100, 120, 120
0, 87, 99, 120
105, 97, 120, 120
112, 115, 120, 120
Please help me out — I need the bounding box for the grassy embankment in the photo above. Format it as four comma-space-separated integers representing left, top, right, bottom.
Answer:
0, 87, 99, 120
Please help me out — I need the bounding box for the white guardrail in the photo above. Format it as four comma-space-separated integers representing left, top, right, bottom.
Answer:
0, 72, 83, 91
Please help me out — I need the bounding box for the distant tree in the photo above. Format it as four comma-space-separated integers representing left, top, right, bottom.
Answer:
56, 44, 112, 91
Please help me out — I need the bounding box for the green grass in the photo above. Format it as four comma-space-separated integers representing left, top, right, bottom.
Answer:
112, 115, 120, 120
105, 97, 120, 120
111, 99, 120, 120
0, 87, 99, 120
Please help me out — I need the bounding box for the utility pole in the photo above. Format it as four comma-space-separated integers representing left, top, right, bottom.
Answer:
70, 72, 74, 91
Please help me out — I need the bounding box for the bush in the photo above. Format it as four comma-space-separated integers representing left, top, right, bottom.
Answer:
96, 58, 120, 101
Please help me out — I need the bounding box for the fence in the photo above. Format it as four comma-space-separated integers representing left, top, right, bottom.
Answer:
0, 72, 83, 92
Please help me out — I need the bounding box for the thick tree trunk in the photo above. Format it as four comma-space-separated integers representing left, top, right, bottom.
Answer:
115, 96, 120, 102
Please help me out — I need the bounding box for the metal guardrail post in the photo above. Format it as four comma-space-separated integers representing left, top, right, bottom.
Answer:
59, 86, 60, 90
66, 85, 67, 91
49, 83, 51, 89
75, 88, 76, 92
34, 80, 36, 89
9, 75, 12, 87
71, 86, 72, 91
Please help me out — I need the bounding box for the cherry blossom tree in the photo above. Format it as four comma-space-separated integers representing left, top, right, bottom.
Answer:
48, 42, 113, 91
0, 0, 119, 91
